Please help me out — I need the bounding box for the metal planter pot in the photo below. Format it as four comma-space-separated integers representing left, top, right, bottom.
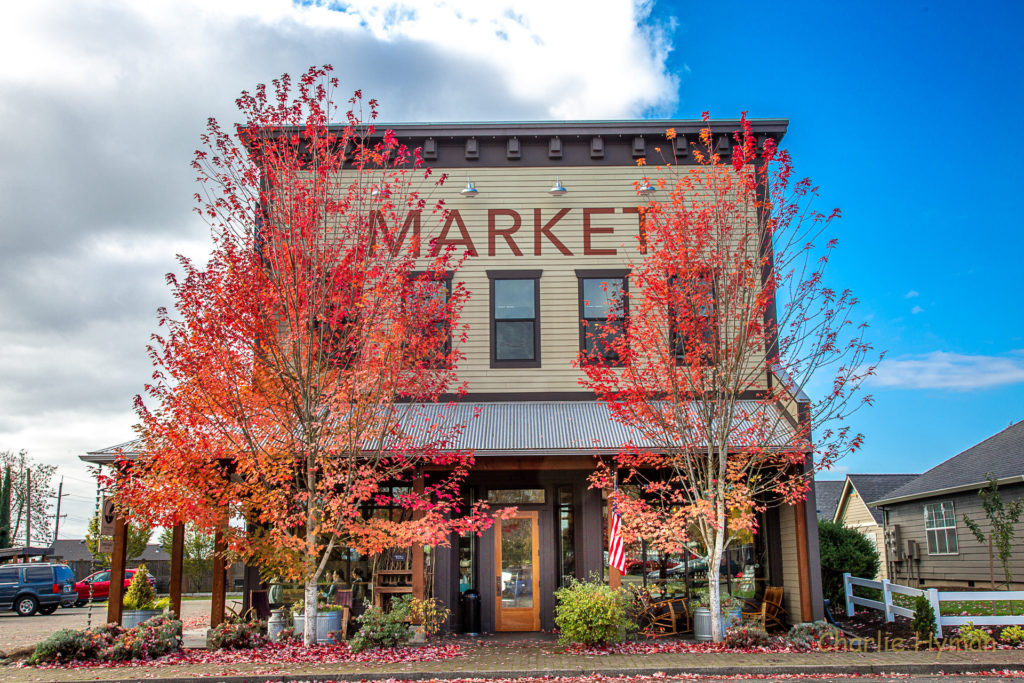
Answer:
123, 609, 163, 629
292, 611, 342, 644
693, 607, 718, 641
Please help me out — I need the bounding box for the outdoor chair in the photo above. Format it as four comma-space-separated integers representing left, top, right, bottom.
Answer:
741, 585, 786, 631
631, 587, 693, 637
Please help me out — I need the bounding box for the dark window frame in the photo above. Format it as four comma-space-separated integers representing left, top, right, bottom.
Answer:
488, 270, 542, 369
669, 268, 717, 367
576, 269, 630, 366
406, 270, 455, 370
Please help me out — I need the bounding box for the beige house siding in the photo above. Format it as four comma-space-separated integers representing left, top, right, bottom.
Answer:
878, 484, 1024, 587
778, 503, 804, 623
392, 165, 770, 395
834, 483, 888, 579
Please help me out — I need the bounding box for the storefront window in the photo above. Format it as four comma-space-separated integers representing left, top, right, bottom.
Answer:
558, 486, 575, 586
487, 488, 546, 504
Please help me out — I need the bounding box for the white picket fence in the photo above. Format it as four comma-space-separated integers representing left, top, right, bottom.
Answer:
843, 572, 1024, 638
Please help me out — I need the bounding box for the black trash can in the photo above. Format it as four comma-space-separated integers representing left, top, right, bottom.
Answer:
460, 589, 481, 636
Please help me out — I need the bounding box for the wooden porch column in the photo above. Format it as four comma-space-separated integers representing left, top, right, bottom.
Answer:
412, 474, 425, 600
107, 513, 129, 625
168, 523, 185, 618
794, 498, 812, 621
210, 527, 227, 628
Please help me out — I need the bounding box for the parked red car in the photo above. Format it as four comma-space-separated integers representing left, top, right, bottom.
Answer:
73, 568, 155, 607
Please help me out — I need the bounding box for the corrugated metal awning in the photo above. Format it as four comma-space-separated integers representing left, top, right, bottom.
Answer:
81, 400, 796, 462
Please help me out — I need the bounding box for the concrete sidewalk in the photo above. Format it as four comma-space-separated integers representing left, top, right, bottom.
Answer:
3, 634, 1024, 683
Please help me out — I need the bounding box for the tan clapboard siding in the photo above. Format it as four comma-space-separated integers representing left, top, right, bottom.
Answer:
835, 489, 886, 579
399, 165, 765, 393
778, 504, 803, 622
882, 485, 1024, 584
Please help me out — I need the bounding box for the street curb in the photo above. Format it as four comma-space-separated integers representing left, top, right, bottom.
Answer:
49, 662, 1024, 683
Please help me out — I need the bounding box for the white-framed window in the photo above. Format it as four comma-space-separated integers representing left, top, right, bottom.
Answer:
924, 501, 959, 555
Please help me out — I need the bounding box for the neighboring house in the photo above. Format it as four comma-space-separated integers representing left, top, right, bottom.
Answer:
832, 474, 916, 579
815, 480, 845, 521
872, 421, 1024, 588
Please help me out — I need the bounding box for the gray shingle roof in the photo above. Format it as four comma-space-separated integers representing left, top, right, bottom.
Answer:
814, 480, 844, 520
50, 539, 93, 562
873, 420, 1024, 505
846, 474, 917, 523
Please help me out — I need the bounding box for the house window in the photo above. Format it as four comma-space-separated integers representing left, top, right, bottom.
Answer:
669, 268, 716, 366
924, 501, 959, 555
488, 270, 541, 368
577, 270, 628, 365
405, 271, 453, 369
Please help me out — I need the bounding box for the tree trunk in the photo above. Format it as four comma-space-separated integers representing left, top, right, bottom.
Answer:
990, 538, 995, 590
303, 578, 319, 646
708, 523, 727, 642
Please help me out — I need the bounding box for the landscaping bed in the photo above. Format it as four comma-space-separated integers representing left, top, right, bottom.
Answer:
21, 642, 462, 671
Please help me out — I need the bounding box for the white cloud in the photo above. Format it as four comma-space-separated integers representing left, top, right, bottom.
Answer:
0, 0, 680, 538
911, 305, 924, 314
872, 351, 1024, 391
904, 290, 919, 298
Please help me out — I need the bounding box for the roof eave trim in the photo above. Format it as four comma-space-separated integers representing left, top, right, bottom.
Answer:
871, 474, 1024, 507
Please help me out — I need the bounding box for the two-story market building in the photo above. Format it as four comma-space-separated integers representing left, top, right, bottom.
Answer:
83, 119, 824, 632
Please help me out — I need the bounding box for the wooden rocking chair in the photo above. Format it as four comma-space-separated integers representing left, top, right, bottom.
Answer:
741, 585, 787, 631
632, 588, 692, 638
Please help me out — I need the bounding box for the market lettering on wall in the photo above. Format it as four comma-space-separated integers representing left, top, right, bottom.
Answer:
370, 208, 646, 258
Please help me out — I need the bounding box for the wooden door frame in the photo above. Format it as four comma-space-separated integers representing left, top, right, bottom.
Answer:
494, 510, 541, 631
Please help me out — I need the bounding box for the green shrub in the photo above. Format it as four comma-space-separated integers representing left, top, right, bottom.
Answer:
553, 576, 633, 646
911, 594, 937, 638
209, 619, 268, 650
25, 615, 181, 665
724, 623, 772, 648
409, 597, 450, 637
25, 628, 89, 665
957, 621, 994, 648
787, 620, 841, 650
817, 520, 880, 610
349, 597, 413, 652
123, 564, 156, 610
1000, 625, 1024, 646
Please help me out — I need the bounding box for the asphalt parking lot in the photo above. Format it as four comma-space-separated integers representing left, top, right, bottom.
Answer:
0, 598, 240, 653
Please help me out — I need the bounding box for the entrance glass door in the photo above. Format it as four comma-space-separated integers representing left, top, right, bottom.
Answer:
494, 510, 540, 631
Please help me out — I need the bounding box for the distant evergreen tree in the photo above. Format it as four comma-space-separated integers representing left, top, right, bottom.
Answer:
0, 465, 11, 549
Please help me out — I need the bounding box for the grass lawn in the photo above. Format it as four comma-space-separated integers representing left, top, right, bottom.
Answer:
882, 590, 1024, 616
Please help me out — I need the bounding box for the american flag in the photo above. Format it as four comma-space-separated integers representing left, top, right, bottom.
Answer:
608, 486, 628, 575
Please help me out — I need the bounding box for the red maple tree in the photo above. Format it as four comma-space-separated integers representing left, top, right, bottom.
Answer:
117, 66, 496, 645
578, 114, 878, 641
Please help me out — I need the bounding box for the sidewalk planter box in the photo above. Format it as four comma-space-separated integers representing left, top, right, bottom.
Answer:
292, 611, 342, 644
123, 609, 163, 629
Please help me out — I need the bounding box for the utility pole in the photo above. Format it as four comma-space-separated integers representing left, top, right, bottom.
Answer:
52, 477, 65, 545
25, 469, 31, 547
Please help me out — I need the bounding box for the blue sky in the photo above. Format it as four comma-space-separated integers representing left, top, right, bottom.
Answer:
0, 0, 1021, 535
648, 0, 1024, 476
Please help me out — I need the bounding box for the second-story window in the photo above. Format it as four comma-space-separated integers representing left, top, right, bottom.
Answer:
405, 271, 453, 369
670, 268, 716, 366
489, 270, 541, 368
577, 269, 628, 365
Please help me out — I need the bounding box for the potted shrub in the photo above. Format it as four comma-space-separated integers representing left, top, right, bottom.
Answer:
693, 589, 737, 641
408, 597, 450, 643
122, 564, 162, 628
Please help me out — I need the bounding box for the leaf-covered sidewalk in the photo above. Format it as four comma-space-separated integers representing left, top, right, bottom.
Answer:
5, 636, 1024, 682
